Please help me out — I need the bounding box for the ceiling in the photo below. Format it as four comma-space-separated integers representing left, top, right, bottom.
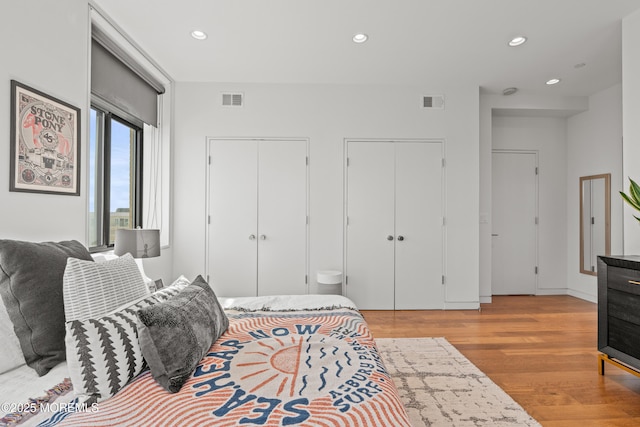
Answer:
93, 0, 640, 97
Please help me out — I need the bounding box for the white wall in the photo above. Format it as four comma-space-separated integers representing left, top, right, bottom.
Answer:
491, 115, 568, 294
0, 2, 174, 285
0, 0, 88, 242
567, 84, 623, 302
623, 9, 640, 253
3, 2, 634, 305
173, 82, 480, 308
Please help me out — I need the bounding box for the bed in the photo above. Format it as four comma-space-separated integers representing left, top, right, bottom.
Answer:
0, 240, 410, 426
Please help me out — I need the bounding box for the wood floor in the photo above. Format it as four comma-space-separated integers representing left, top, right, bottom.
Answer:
361, 295, 640, 427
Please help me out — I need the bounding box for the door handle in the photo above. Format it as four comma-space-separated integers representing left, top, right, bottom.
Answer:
249, 234, 256, 240
491, 234, 499, 237
397, 235, 404, 241
387, 235, 394, 241
260, 234, 267, 240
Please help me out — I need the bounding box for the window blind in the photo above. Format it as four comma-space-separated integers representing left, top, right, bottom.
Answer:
91, 38, 162, 127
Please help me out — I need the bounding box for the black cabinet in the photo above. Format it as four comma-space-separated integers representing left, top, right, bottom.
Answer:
598, 256, 640, 372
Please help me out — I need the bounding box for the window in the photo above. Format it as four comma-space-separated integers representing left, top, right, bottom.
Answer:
89, 107, 143, 250
89, 12, 172, 251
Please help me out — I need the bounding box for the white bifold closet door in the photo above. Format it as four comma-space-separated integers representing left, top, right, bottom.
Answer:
208, 139, 307, 297
345, 142, 396, 309
257, 141, 308, 295
346, 140, 443, 310
394, 143, 443, 309
209, 140, 257, 297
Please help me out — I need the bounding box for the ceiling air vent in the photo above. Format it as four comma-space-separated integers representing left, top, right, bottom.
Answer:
222, 93, 243, 107
422, 95, 445, 110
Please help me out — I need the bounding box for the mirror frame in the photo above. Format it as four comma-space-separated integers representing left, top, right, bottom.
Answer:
579, 173, 611, 276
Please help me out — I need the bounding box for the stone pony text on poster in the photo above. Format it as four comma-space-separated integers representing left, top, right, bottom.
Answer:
9, 80, 81, 196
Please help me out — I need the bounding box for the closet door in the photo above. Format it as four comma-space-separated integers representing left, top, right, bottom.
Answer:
345, 141, 395, 309
394, 142, 443, 309
209, 140, 258, 297
257, 141, 308, 295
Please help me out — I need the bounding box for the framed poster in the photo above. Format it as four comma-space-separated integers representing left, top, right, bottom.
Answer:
10, 80, 81, 195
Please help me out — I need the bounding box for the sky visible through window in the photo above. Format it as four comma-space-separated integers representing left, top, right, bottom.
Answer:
89, 111, 131, 213
109, 120, 132, 212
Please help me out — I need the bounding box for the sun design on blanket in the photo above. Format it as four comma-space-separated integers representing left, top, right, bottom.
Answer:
234, 334, 361, 398
190, 315, 393, 425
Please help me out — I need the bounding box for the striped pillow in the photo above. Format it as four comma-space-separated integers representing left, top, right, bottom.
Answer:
65, 279, 190, 402
63, 254, 148, 321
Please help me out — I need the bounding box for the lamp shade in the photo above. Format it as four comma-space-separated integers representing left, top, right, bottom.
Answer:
114, 229, 160, 258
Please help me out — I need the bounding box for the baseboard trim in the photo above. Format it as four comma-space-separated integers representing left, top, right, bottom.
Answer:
481, 289, 595, 304
444, 302, 481, 310
535, 288, 566, 296
567, 289, 597, 303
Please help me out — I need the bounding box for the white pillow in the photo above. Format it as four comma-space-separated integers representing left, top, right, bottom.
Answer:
0, 302, 25, 374
63, 253, 149, 322
91, 252, 119, 263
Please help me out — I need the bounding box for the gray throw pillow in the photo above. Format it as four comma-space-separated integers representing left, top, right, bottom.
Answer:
0, 239, 93, 376
137, 275, 229, 393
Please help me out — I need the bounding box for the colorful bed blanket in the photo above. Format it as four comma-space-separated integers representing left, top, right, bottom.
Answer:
38, 308, 410, 426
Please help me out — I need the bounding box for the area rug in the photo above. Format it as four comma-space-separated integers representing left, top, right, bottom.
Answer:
376, 337, 541, 427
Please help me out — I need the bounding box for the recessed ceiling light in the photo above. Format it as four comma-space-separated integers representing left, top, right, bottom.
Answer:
503, 87, 518, 96
508, 36, 527, 47
191, 30, 207, 40
353, 33, 368, 43
546, 78, 561, 85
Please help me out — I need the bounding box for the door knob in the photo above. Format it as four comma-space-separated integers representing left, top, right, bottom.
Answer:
260, 234, 267, 240
249, 234, 256, 240
387, 235, 394, 241
397, 235, 404, 241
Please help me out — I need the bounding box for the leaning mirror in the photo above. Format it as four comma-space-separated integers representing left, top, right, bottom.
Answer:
580, 173, 611, 275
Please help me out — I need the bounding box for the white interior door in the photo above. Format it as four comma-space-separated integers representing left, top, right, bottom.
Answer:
257, 141, 308, 295
395, 142, 443, 309
346, 141, 395, 309
491, 151, 537, 295
209, 140, 258, 297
